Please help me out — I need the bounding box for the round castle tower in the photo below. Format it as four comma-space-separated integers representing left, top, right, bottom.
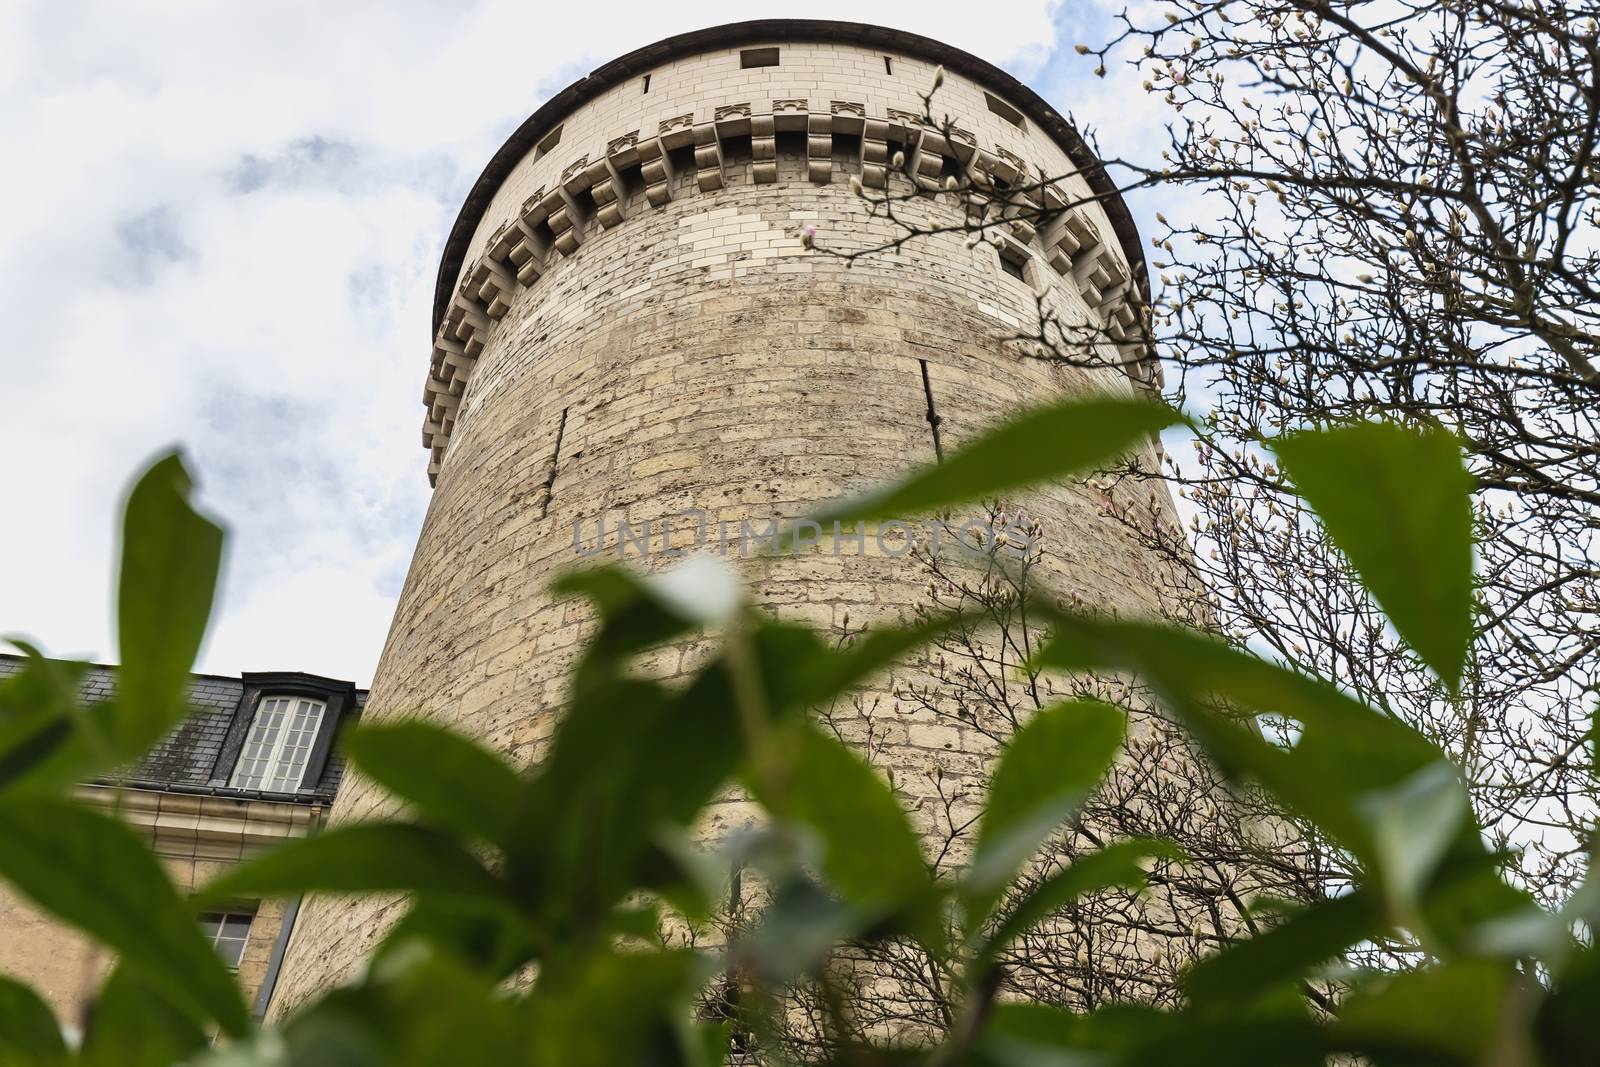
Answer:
272, 20, 1177, 1012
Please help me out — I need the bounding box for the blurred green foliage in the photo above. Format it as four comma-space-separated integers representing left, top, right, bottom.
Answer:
0, 399, 1592, 1066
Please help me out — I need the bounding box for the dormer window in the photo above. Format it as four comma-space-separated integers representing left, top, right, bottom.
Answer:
229, 695, 326, 791
212, 671, 357, 795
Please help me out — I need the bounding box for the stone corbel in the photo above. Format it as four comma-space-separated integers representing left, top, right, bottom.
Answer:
907, 128, 946, 190
1074, 249, 1123, 307
592, 132, 642, 228
540, 181, 586, 258
427, 384, 460, 427
861, 118, 890, 188
1102, 296, 1138, 342
585, 156, 626, 230
713, 102, 752, 138
507, 220, 547, 285
828, 100, 865, 136
694, 121, 724, 192
432, 335, 474, 394
1046, 211, 1102, 275
658, 113, 695, 150
885, 108, 922, 143
638, 134, 676, 206
1004, 182, 1043, 247
946, 124, 978, 160
446, 284, 493, 357
772, 98, 808, 132
468, 255, 519, 319
807, 112, 833, 183
750, 114, 777, 183
976, 148, 1020, 189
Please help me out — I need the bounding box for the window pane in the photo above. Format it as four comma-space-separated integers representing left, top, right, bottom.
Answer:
198, 910, 254, 969
232, 695, 326, 791
216, 935, 246, 968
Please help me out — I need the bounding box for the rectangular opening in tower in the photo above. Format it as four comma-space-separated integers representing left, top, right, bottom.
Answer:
740, 47, 779, 68
534, 125, 563, 161
984, 92, 1026, 130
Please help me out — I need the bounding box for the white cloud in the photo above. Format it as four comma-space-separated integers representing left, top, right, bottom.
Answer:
0, 1, 1064, 684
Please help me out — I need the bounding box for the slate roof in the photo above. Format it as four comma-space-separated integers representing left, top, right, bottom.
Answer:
0, 655, 365, 803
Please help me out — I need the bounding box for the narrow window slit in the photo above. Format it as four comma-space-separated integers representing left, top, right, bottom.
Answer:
919, 359, 944, 463
540, 407, 568, 518
884, 56, 894, 75
641, 73, 651, 94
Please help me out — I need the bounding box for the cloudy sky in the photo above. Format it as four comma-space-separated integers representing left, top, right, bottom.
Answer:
0, 1, 1160, 685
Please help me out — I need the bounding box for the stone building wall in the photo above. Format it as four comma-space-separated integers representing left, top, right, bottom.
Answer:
0, 658, 358, 1027
272, 22, 1179, 1015
0, 787, 313, 1025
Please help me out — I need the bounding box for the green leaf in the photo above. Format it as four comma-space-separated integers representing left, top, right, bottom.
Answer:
806, 396, 1184, 528
978, 840, 1183, 972
526, 949, 711, 1067
1536, 942, 1600, 1066
1357, 762, 1470, 916
506, 622, 821, 939
736, 871, 876, 985
1183, 889, 1383, 1010
964, 700, 1126, 925
0, 798, 249, 1035
693, 1020, 736, 1067
216, 946, 532, 1067
745, 721, 938, 945
780, 611, 974, 715
0, 647, 87, 792
0, 974, 66, 1065
79, 965, 208, 1067
3, 456, 226, 796
372, 897, 534, 982
115, 451, 225, 755
552, 564, 713, 699
1031, 616, 1475, 893
201, 823, 503, 901
1336, 960, 1513, 1062
1273, 421, 1475, 693
509, 673, 735, 936
970, 1002, 1092, 1066
343, 722, 523, 847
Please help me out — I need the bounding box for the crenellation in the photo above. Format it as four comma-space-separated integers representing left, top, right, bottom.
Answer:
421, 87, 1146, 483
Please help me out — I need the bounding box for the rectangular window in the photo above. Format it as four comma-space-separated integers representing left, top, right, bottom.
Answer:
984, 92, 1026, 129
641, 73, 651, 94
884, 56, 894, 75
533, 124, 563, 161
230, 695, 326, 791
740, 47, 779, 69
199, 910, 255, 969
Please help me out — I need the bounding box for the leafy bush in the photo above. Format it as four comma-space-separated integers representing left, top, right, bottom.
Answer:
0, 399, 1593, 1066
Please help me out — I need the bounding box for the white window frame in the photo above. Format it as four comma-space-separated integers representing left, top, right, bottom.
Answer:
199, 909, 255, 970
229, 694, 327, 792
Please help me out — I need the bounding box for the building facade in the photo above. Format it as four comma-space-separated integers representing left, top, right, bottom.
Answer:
271, 19, 1180, 1015
0, 656, 364, 1027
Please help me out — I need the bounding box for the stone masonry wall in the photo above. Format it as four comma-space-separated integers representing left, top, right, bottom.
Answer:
0, 786, 311, 1024
271, 35, 1180, 1015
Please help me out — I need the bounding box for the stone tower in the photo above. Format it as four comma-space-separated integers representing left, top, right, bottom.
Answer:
272, 19, 1173, 1013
